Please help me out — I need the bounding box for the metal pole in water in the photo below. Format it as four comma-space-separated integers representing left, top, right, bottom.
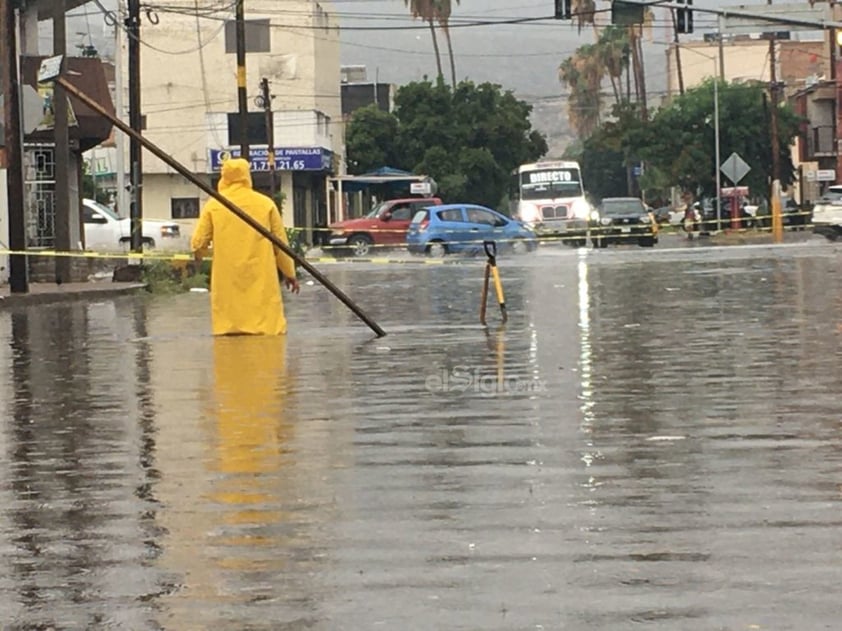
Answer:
48, 67, 387, 338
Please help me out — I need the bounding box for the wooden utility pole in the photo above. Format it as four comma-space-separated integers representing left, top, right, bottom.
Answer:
670, 9, 685, 95
258, 77, 277, 201
768, 0, 783, 242
53, 0, 70, 282
126, 0, 143, 253
0, 0, 28, 292
235, 0, 249, 160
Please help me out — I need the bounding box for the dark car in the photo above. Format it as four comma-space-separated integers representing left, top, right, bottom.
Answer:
590, 197, 657, 248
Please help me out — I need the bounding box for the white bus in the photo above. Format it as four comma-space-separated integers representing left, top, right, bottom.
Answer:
509, 160, 592, 244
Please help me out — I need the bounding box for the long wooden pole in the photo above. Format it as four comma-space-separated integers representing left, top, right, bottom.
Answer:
54, 74, 387, 338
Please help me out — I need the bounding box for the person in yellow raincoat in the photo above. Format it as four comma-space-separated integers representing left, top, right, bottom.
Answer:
191, 158, 300, 335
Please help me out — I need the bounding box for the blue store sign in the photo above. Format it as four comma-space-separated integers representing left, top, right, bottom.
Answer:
208, 147, 331, 172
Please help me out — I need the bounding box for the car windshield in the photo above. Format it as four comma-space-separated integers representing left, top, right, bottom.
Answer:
87, 199, 120, 221
365, 202, 389, 218
411, 209, 428, 224
601, 199, 645, 216
822, 188, 842, 202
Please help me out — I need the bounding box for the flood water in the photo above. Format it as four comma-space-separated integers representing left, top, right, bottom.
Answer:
1, 241, 842, 630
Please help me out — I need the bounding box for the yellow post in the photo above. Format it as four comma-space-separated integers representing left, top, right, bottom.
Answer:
481, 240, 507, 324
479, 263, 490, 326
771, 179, 783, 243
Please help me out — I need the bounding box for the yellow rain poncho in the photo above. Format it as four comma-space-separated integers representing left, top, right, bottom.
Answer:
191, 158, 297, 335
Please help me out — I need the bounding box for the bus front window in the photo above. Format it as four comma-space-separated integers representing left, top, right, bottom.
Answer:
521, 180, 583, 200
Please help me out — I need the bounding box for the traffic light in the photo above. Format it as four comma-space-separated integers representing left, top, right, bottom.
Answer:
676, 0, 693, 34
554, 0, 572, 20
611, 1, 645, 26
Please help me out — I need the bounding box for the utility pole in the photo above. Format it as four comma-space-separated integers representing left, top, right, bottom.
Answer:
1, 0, 28, 292
718, 15, 725, 80
53, 0, 70, 283
767, 0, 783, 243
126, 0, 143, 253
258, 77, 277, 201
671, 9, 685, 95
114, 20, 127, 215
235, 0, 250, 160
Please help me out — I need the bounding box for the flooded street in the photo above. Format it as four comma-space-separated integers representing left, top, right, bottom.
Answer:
1, 240, 842, 630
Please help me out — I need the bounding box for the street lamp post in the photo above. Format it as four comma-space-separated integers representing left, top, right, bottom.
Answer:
677, 42, 723, 233
714, 70, 722, 233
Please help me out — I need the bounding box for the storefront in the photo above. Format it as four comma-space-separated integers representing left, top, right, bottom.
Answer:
208, 146, 333, 245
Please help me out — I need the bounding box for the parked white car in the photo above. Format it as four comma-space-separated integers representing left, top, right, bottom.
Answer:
812, 184, 842, 241
82, 198, 184, 251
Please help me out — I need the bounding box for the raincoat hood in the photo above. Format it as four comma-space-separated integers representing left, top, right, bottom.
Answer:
219, 158, 253, 192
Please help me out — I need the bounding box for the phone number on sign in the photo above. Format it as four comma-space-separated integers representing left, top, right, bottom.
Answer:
250, 159, 307, 171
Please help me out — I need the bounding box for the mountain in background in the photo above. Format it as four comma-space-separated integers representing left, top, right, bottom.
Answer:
50, 0, 739, 156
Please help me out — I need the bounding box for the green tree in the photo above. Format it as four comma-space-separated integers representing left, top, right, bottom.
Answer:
643, 79, 801, 200
345, 79, 548, 209
344, 104, 400, 174
579, 80, 801, 204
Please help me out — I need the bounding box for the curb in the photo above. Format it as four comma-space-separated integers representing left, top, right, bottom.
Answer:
0, 283, 148, 309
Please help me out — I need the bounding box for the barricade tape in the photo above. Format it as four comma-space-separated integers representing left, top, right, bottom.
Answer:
0, 248, 197, 261
0, 218, 826, 265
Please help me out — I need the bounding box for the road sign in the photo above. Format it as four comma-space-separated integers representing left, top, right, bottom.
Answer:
817, 169, 836, 182
721, 3, 831, 35
21, 85, 45, 134
720, 152, 751, 185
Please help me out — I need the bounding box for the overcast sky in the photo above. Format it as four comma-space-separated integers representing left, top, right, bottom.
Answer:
50, 0, 824, 111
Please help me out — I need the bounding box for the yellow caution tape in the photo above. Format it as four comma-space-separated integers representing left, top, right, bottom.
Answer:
0, 248, 198, 261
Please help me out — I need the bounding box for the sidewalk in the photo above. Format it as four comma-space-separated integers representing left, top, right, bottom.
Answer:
0, 281, 147, 309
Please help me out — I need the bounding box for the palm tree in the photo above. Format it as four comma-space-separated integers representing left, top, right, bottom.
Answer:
405, 0, 444, 84
572, 0, 597, 33
433, 0, 460, 89
597, 25, 629, 106
559, 44, 604, 138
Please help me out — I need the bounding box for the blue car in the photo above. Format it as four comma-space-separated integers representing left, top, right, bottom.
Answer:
406, 204, 537, 257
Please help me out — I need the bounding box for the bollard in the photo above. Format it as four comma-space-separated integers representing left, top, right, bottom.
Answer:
479, 240, 507, 325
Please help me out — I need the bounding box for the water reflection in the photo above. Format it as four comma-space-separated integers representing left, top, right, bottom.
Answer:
0, 300, 162, 629
1, 244, 842, 629
207, 335, 294, 556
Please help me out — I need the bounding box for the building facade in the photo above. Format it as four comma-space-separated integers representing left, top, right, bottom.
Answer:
119, 0, 344, 245
665, 37, 829, 98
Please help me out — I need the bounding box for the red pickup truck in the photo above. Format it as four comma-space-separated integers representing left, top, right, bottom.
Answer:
326, 197, 443, 257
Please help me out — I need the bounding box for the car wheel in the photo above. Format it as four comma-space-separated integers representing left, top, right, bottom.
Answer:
511, 238, 529, 255
347, 234, 373, 257
638, 236, 655, 247
426, 241, 447, 258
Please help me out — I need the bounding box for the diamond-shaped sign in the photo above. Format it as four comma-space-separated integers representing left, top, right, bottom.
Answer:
720, 152, 751, 185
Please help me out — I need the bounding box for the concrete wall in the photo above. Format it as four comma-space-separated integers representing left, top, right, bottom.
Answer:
667, 40, 771, 96
122, 0, 342, 232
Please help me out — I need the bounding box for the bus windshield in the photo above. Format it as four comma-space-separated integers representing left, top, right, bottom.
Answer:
520, 168, 582, 200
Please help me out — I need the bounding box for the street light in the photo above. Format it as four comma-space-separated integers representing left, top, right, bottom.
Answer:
676, 43, 723, 232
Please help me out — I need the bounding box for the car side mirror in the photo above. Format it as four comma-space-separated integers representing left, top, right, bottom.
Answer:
381, 210, 392, 221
